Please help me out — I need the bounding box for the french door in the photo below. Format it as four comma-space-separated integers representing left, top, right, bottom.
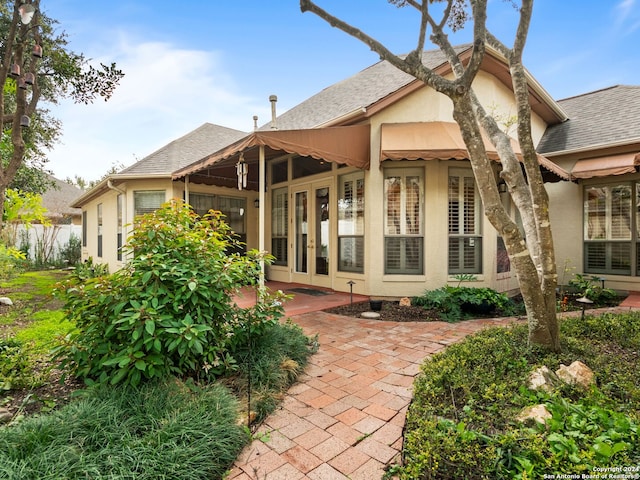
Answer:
291, 181, 332, 288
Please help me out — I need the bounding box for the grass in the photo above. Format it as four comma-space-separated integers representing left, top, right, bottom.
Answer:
1, 269, 315, 479
0, 380, 249, 480
396, 312, 640, 479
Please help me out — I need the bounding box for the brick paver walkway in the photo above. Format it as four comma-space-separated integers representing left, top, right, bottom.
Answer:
227, 311, 513, 479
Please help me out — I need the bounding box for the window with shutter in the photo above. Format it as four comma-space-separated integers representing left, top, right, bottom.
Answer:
338, 172, 365, 273
448, 168, 482, 274
383, 169, 423, 274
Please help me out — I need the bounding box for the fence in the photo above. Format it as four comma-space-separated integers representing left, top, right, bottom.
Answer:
15, 223, 82, 266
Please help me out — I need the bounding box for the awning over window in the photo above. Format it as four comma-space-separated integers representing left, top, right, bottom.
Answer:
380, 122, 570, 181
173, 124, 371, 181
570, 153, 640, 179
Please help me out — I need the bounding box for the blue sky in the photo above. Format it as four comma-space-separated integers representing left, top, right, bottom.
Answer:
41, 1, 640, 181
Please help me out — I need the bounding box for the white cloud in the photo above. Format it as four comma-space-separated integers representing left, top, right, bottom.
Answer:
615, 0, 640, 33
45, 32, 267, 182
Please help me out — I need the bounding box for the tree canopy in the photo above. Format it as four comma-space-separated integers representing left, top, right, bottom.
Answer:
0, 0, 124, 228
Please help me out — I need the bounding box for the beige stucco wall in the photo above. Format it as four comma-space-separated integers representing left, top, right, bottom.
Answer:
357, 71, 540, 297
80, 177, 258, 273
547, 150, 640, 293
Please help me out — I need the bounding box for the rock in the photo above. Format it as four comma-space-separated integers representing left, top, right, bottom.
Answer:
0, 408, 12, 424
0, 297, 13, 306
556, 361, 594, 388
528, 366, 559, 392
399, 297, 411, 307
360, 311, 381, 319
516, 404, 552, 424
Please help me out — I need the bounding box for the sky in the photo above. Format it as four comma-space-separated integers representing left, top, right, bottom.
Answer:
39, 0, 640, 182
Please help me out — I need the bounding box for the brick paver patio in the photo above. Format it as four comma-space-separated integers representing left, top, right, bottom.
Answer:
227, 309, 512, 479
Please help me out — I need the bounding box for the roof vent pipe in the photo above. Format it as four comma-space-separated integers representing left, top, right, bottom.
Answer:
253, 115, 258, 131
269, 94, 277, 130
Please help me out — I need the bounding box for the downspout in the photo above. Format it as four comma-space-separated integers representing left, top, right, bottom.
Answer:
184, 175, 190, 205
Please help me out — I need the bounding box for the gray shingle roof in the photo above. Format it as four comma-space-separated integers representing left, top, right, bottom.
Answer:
260, 45, 471, 131
538, 85, 640, 154
42, 175, 83, 218
119, 123, 247, 175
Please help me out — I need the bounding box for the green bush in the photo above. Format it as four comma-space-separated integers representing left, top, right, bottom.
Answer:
0, 337, 42, 391
568, 273, 618, 306
397, 313, 640, 479
413, 285, 515, 321
56, 233, 82, 267
53, 200, 285, 387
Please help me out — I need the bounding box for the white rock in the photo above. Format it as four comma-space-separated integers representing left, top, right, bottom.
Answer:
528, 366, 558, 392
556, 361, 594, 388
516, 404, 552, 424
0, 297, 13, 306
360, 311, 381, 319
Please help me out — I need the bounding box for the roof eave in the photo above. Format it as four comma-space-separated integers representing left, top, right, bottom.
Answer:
541, 138, 640, 158
70, 173, 172, 208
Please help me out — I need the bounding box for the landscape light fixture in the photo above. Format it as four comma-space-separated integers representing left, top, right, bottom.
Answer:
575, 295, 593, 321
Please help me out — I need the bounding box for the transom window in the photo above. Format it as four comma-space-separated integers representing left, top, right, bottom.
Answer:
448, 168, 482, 274
383, 168, 423, 275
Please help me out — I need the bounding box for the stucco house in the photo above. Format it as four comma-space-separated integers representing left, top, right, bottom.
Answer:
71, 44, 640, 297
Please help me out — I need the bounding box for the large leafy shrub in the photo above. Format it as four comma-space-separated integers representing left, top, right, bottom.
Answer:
54, 200, 285, 387
413, 285, 515, 321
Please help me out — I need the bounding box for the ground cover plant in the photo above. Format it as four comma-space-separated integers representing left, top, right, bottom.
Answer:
1, 202, 314, 478
395, 312, 640, 479
0, 380, 249, 480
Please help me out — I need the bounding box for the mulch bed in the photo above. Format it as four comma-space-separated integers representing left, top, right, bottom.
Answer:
325, 300, 451, 322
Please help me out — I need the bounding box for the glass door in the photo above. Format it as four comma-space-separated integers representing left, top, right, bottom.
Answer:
291, 181, 332, 288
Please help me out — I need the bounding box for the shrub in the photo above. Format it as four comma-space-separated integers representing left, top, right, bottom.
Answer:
54, 200, 285, 387
398, 313, 640, 479
568, 273, 618, 306
0, 337, 43, 391
56, 233, 82, 267
413, 285, 514, 321
0, 243, 26, 283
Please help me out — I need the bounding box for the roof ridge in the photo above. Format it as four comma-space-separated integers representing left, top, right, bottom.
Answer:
557, 84, 638, 103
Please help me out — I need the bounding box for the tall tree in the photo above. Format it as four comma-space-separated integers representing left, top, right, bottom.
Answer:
301, 0, 560, 351
0, 0, 123, 230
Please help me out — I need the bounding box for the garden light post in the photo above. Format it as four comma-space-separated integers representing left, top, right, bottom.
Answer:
576, 296, 593, 321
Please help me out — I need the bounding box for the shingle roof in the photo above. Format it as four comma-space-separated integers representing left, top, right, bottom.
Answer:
41, 175, 83, 218
260, 45, 472, 131
538, 85, 640, 154
119, 123, 248, 176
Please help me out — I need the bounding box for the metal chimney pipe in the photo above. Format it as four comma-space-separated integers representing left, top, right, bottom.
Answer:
253, 115, 258, 131
269, 95, 277, 130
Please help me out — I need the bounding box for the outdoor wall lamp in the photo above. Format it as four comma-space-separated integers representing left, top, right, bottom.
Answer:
254, 198, 259, 208
497, 179, 508, 194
